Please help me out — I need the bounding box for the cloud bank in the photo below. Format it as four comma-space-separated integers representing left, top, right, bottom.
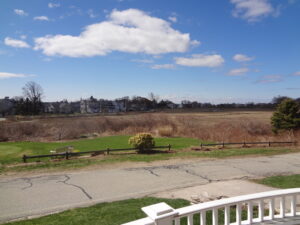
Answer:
34, 9, 199, 57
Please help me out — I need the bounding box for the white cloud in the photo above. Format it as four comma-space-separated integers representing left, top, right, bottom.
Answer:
34, 16, 49, 21
233, 54, 254, 62
0, 72, 32, 79
20, 35, 27, 40
256, 75, 282, 83
4, 37, 30, 48
175, 54, 224, 67
14, 9, 28, 16
293, 71, 300, 76
132, 59, 154, 63
168, 16, 177, 23
48, 3, 60, 8
228, 67, 249, 76
34, 9, 199, 57
230, 0, 274, 22
151, 64, 175, 69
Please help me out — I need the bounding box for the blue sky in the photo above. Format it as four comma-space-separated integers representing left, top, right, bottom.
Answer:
1, 0, 300, 103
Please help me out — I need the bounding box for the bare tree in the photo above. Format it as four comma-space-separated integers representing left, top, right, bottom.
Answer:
22, 81, 44, 114
23, 81, 44, 102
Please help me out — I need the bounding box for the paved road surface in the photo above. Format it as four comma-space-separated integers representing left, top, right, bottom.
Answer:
1, 153, 300, 223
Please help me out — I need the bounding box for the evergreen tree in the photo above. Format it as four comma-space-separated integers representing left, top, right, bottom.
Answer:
271, 98, 300, 134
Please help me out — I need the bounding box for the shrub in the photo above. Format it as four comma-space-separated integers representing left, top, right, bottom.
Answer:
128, 133, 155, 152
271, 99, 300, 134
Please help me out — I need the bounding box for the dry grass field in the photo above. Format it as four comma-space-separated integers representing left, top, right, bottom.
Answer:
0, 111, 297, 142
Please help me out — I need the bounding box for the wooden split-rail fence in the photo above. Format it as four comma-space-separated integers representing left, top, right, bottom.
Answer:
22, 144, 171, 163
199, 141, 297, 149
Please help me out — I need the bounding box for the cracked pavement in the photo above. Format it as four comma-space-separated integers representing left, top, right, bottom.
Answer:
1, 153, 300, 223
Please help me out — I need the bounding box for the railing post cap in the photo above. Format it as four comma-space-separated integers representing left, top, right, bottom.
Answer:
142, 202, 175, 219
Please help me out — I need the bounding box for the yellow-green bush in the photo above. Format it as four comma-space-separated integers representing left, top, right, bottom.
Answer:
128, 133, 155, 152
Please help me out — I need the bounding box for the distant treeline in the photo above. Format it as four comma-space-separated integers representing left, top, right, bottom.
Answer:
1, 94, 299, 116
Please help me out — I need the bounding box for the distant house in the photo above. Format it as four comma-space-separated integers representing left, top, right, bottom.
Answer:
44, 102, 60, 114
44, 102, 56, 114
0, 97, 15, 117
80, 97, 101, 114
59, 101, 72, 114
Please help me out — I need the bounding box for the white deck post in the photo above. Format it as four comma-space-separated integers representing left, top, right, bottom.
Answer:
142, 202, 177, 225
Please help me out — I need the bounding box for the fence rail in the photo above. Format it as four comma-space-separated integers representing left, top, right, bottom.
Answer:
200, 141, 297, 148
123, 188, 300, 225
22, 145, 171, 163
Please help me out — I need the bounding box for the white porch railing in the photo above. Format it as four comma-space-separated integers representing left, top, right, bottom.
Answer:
122, 188, 300, 225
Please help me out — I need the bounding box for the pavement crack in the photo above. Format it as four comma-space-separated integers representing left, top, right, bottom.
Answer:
144, 168, 159, 177
57, 175, 92, 200
183, 169, 213, 182
21, 178, 33, 190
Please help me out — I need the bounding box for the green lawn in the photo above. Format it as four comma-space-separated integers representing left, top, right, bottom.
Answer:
254, 174, 300, 188
0, 136, 204, 173
0, 135, 299, 174
0, 136, 202, 165
3, 197, 257, 225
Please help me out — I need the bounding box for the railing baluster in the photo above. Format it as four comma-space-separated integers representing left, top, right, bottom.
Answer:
280, 196, 286, 218
258, 199, 264, 221
247, 201, 253, 224
200, 211, 206, 225
236, 203, 242, 225
187, 215, 193, 225
212, 208, 218, 225
269, 198, 275, 220
174, 217, 180, 225
291, 195, 297, 216
224, 206, 230, 225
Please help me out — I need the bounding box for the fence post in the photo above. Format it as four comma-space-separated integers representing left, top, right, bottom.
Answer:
243, 141, 246, 147
23, 155, 27, 163
65, 151, 69, 160
200, 143, 203, 150
107, 148, 110, 155
222, 142, 225, 148
168, 144, 171, 151
269, 141, 271, 147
